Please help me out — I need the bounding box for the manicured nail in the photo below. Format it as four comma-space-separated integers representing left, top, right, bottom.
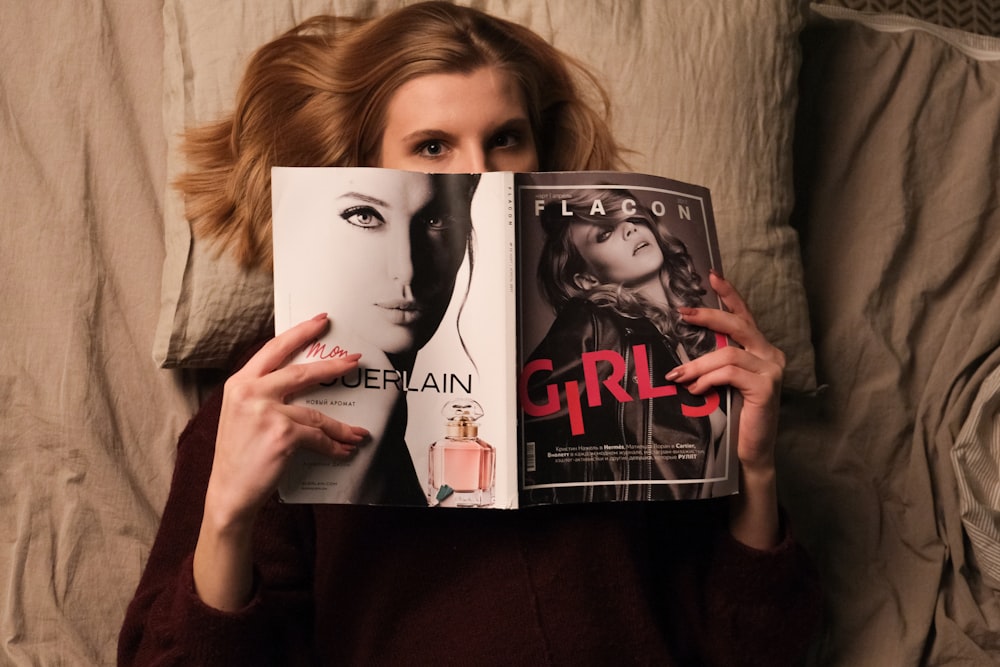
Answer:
312, 312, 329, 321
665, 369, 681, 381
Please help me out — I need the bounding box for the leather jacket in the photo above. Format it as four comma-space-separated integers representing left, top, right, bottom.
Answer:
520, 298, 726, 504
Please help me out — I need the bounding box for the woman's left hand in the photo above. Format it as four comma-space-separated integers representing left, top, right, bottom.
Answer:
670, 272, 785, 548
672, 272, 784, 472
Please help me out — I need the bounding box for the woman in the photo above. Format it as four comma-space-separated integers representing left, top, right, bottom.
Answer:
272, 168, 480, 505
522, 188, 729, 503
119, 3, 821, 664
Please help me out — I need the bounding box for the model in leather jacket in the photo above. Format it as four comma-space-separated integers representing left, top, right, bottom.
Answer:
519, 187, 730, 504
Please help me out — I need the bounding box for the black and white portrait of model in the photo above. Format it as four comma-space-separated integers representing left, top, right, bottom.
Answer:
273, 167, 480, 505
520, 186, 734, 503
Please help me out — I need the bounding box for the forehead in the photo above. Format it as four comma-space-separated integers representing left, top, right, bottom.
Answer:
385, 67, 529, 133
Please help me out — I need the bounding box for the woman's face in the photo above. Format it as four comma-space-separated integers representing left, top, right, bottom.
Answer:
379, 66, 539, 173
329, 170, 471, 356
568, 218, 664, 287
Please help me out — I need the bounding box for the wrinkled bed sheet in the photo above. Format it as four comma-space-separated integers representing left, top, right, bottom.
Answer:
0, 2, 198, 664
3, 1, 1000, 666
781, 11, 1000, 665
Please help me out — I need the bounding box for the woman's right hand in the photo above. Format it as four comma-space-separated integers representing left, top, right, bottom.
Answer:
194, 313, 369, 610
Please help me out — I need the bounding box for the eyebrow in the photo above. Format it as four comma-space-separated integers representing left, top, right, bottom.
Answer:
399, 117, 533, 144
399, 128, 456, 144
337, 192, 390, 207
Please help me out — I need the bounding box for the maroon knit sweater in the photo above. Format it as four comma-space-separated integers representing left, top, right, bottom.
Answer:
119, 385, 822, 666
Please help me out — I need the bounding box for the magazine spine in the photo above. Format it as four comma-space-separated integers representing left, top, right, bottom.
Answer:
502, 171, 520, 508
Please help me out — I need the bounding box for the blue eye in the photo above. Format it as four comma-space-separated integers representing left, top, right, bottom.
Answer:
340, 206, 385, 228
418, 141, 446, 158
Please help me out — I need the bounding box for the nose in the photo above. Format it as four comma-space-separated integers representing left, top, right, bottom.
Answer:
449, 146, 488, 173
388, 224, 414, 288
622, 221, 637, 238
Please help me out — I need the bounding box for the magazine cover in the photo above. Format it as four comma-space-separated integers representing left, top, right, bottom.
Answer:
272, 168, 518, 508
515, 172, 740, 505
272, 167, 739, 508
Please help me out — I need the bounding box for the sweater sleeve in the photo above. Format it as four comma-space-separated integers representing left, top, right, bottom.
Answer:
701, 520, 822, 666
117, 387, 316, 667
660, 504, 823, 667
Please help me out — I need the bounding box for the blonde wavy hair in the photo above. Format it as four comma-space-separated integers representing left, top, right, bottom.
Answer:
177, 1, 624, 270
537, 188, 714, 360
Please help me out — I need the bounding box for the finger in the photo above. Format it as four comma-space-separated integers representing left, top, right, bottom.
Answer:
708, 272, 755, 325
667, 346, 782, 396
691, 273, 761, 343
238, 313, 331, 378
676, 294, 784, 368
257, 354, 363, 401
277, 403, 370, 443
686, 363, 780, 403
677, 307, 750, 340
677, 307, 774, 360
274, 403, 371, 457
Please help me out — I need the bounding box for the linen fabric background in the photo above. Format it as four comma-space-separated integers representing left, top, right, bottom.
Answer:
5, 0, 1000, 665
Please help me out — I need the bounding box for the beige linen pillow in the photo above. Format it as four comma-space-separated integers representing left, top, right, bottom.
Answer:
791, 7, 1000, 663
155, 0, 817, 392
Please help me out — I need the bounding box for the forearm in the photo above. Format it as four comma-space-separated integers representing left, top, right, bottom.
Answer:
728, 465, 780, 550
193, 497, 256, 611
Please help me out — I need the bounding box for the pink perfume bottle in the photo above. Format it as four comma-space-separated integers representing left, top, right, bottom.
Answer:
428, 400, 495, 508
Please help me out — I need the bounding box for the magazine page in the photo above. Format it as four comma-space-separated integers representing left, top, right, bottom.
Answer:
515, 172, 741, 506
271, 167, 518, 508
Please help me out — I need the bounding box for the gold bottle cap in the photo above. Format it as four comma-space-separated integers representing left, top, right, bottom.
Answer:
447, 417, 478, 438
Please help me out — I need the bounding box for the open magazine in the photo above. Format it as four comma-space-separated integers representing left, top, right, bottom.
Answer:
272, 167, 740, 508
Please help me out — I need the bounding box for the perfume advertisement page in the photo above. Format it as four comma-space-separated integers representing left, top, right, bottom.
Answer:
272, 168, 517, 508
515, 173, 740, 505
